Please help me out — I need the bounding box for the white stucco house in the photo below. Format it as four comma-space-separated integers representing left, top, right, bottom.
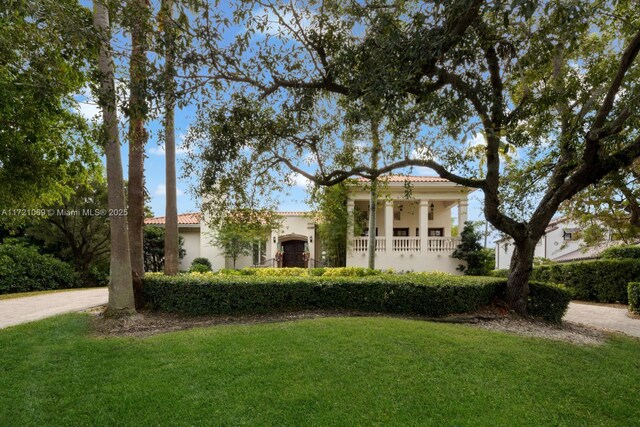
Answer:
145, 175, 473, 274
494, 217, 617, 269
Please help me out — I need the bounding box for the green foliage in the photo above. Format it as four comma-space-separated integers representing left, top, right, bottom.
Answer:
600, 245, 640, 260
190, 257, 212, 272
628, 283, 640, 313
311, 183, 352, 267
493, 259, 640, 303
0, 0, 98, 212
211, 211, 275, 269
189, 263, 211, 273
214, 267, 384, 277
0, 240, 79, 294
20, 175, 110, 286
525, 282, 571, 323
143, 226, 185, 272
452, 222, 494, 276
142, 273, 504, 317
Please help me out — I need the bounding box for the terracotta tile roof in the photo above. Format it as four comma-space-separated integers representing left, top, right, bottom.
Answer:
278, 211, 310, 216
144, 212, 201, 225
356, 175, 450, 183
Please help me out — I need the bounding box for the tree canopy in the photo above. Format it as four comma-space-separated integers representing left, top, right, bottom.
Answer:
0, 0, 99, 212
183, 0, 640, 313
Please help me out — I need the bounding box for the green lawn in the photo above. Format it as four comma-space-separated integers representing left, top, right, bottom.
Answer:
1, 315, 638, 426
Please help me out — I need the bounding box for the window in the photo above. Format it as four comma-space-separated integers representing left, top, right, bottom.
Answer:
428, 228, 444, 237
252, 240, 267, 265
362, 227, 378, 236
393, 228, 409, 237
563, 228, 579, 241
416, 228, 419, 237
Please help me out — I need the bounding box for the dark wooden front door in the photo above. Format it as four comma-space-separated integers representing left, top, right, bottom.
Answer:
282, 240, 306, 268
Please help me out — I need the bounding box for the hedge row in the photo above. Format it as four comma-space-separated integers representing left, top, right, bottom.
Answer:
491, 259, 640, 303
142, 274, 571, 322
218, 267, 383, 277
0, 242, 79, 294
629, 283, 640, 314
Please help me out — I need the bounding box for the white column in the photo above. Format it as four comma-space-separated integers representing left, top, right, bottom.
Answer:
419, 200, 430, 252
307, 223, 315, 267
385, 200, 394, 252
458, 199, 469, 231
270, 231, 278, 265
347, 199, 355, 238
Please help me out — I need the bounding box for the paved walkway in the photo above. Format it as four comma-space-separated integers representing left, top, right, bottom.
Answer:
0, 288, 108, 329
565, 302, 640, 338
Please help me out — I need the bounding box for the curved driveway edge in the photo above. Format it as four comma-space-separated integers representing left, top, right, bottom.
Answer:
564, 302, 640, 338
0, 288, 108, 329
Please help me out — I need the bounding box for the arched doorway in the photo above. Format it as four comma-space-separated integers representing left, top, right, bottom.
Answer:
281, 240, 306, 268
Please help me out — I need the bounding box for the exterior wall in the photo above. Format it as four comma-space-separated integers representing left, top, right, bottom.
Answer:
198, 218, 229, 271
346, 181, 471, 274
179, 228, 201, 271
494, 220, 584, 270
347, 251, 462, 273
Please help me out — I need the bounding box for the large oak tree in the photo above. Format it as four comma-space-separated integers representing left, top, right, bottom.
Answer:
185, 0, 640, 314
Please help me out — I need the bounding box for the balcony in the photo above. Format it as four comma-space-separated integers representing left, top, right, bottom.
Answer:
350, 237, 461, 253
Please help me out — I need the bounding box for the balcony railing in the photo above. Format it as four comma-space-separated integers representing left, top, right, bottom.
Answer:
392, 237, 420, 251
350, 237, 460, 253
426, 237, 461, 252
352, 237, 386, 252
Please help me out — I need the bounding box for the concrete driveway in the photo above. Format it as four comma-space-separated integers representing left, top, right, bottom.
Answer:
565, 302, 640, 338
0, 288, 108, 329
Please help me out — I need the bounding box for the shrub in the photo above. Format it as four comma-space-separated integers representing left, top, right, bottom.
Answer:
491, 259, 640, 303
142, 273, 504, 317
321, 267, 381, 277
0, 241, 79, 294
601, 245, 640, 260
525, 282, 572, 323
189, 263, 211, 273
452, 222, 494, 276
629, 283, 640, 314
190, 257, 212, 272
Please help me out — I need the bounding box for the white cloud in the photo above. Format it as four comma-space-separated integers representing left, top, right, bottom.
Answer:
154, 184, 184, 197
287, 172, 311, 188
470, 133, 486, 146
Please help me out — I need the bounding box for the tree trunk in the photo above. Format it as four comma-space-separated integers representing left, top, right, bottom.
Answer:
367, 179, 377, 269
367, 118, 381, 270
505, 239, 537, 315
127, 0, 149, 307
94, 0, 136, 316
162, 0, 179, 276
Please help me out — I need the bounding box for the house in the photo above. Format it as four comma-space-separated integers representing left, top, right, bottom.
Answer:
494, 217, 617, 269
144, 175, 473, 273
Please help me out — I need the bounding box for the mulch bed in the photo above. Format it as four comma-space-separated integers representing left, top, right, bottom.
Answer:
87, 305, 607, 345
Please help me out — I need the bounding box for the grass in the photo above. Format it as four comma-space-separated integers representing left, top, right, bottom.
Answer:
1, 314, 639, 426
0, 287, 106, 301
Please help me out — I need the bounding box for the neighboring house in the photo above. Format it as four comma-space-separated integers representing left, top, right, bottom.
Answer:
494, 217, 618, 269
145, 175, 474, 273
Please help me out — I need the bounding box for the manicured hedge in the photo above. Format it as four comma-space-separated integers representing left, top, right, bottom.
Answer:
0, 242, 79, 294
494, 281, 572, 323
142, 273, 572, 322
491, 259, 640, 303
601, 245, 640, 260
143, 274, 502, 317
629, 283, 640, 314
219, 267, 383, 277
